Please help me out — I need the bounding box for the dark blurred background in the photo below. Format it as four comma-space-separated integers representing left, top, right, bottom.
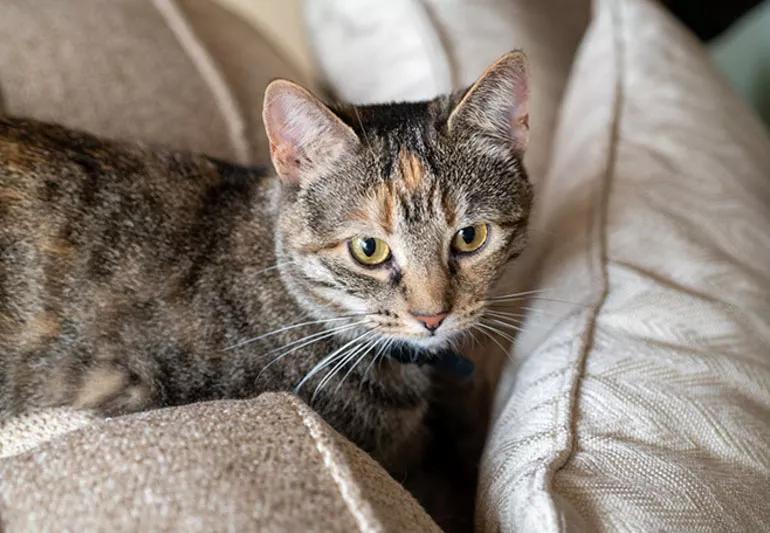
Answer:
663, 0, 769, 126
663, 0, 762, 40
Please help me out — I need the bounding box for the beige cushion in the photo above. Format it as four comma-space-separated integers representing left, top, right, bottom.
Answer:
0, 0, 312, 165
479, 0, 770, 530
0, 393, 439, 532
213, 0, 316, 80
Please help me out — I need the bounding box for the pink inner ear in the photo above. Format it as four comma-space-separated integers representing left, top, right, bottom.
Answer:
269, 141, 302, 186
263, 80, 359, 187
509, 82, 530, 152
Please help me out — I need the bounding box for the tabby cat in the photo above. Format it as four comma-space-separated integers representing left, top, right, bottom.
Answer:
0, 51, 531, 470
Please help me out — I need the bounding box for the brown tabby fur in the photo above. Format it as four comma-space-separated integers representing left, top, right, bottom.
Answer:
0, 52, 532, 479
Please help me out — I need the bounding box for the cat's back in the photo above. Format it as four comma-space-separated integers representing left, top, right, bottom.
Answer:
0, 116, 274, 346
0, 116, 261, 226
0, 116, 271, 251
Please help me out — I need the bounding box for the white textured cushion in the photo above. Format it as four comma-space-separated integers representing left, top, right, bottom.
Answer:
479, 0, 770, 531
303, 0, 590, 185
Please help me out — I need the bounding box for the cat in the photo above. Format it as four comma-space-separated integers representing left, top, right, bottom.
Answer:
0, 51, 532, 471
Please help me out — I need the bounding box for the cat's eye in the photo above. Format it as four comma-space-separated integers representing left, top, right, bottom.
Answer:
349, 236, 391, 266
452, 223, 489, 254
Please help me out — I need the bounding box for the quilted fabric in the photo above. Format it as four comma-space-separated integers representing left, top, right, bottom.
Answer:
478, 0, 770, 531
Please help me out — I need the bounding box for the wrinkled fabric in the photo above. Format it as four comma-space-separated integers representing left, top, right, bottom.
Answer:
479, 0, 770, 531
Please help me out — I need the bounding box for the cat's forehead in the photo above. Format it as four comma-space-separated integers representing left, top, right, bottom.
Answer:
354, 148, 455, 235
302, 97, 530, 236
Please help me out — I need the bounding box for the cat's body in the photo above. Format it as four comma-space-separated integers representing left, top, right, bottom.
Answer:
0, 117, 428, 466
0, 51, 532, 473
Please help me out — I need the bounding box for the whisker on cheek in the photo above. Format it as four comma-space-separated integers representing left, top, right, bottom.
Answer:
257, 321, 368, 378
478, 320, 517, 344
225, 313, 372, 351
491, 295, 587, 307
294, 329, 373, 394
484, 310, 526, 324
314, 334, 376, 401
488, 287, 555, 300
333, 336, 381, 395
361, 337, 393, 387
471, 323, 515, 364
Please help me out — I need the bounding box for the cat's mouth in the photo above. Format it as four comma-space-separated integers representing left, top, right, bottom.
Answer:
362, 308, 479, 350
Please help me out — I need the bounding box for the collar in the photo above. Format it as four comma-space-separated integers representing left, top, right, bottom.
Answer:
386, 344, 475, 378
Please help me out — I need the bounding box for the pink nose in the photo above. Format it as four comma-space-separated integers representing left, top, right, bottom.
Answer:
410, 311, 448, 332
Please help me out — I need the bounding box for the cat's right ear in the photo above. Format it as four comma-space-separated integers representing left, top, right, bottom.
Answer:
262, 80, 359, 187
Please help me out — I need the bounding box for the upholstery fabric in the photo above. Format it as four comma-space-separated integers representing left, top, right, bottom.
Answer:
0, 408, 97, 459
0, 393, 440, 532
479, 0, 770, 530
0, 0, 311, 165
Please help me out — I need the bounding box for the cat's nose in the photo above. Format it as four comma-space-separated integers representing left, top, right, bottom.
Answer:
410, 311, 448, 332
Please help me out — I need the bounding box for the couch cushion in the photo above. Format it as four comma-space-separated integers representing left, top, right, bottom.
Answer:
0, 0, 311, 165
478, 0, 770, 530
0, 393, 440, 532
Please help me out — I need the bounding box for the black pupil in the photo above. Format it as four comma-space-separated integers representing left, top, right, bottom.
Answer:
361, 238, 377, 256
460, 226, 476, 244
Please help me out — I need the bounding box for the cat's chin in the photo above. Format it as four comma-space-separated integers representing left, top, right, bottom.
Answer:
389, 330, 465, 353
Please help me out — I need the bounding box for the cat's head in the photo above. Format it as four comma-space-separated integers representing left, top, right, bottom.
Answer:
263, 51, 531, 352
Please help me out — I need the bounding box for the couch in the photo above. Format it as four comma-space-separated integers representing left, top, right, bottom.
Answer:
1, 0, 768, 531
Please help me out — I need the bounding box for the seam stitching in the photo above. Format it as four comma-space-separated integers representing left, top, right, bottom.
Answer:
543, 0, 626, 530
151, 0, 251, 165
288, 395, 380, 533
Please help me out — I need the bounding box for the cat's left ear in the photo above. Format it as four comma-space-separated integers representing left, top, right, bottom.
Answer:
447, 51, 529, 155
263, 80, 359, 186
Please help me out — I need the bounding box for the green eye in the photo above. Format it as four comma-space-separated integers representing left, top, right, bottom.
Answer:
452, 223, 488, 254
349, 236, 391, 266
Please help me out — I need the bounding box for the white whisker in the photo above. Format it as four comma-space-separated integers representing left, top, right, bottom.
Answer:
253, 260, 297, 276
488, 305, 561, 319
488, 288, 554, 301
333, 337, 380, 394
466, 328, 480, 348
225, 314, 368, 351
257, 321, 366, 378
485, 318, 523, 336
485, 310, 526, 322
363, 337, 392, 384
294, 330, 373, 393
473, 323, 514, 363
493, 295, 586, 306
312, 334, 374, 401
520, 305, 562, 317
479, 320, 517, 344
